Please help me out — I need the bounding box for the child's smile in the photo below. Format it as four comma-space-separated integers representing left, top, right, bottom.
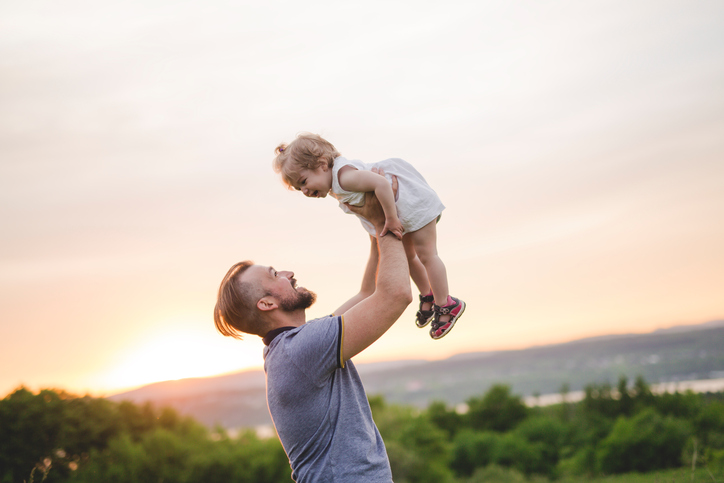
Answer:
294, 165, 332, 198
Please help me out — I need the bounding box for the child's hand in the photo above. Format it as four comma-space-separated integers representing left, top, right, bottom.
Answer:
371, 167, 403, 238
381, 217, 404, 240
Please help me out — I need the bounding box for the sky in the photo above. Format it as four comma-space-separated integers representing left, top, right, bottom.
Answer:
1, 0, 723, 397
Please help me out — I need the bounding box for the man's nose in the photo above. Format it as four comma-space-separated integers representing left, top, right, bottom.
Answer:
280, 270, 294, 279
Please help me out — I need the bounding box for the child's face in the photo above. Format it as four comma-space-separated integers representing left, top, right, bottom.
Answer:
293, 164, 332, 198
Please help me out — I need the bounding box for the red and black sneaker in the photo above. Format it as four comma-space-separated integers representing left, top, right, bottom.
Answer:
430, 296, 466, 340
415, 292, 435, 328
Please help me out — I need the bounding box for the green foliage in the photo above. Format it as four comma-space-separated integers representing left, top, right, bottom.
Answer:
654, 390, 702, 419
427, 400, 463, 439
3, 379, 724, 483
371, 396, 454, 483
596, 408, 691, 474
450, 419, 561, 478
188, 431, 290, 483
709, 446, 724, 474
62, 396, 120, 452
582, 382, 618, 418
512, 416, 565, 477
616, 376, 633, 416
451, 430, 499, 476
466, 384, 527, 433
557, 444, 597, 478
695, 401, 724, 448
464, 464, 526, 483
0, 387, 289, 483
0, 388, 73, 483
494, 432, 543, 476
71, 429, 291, 483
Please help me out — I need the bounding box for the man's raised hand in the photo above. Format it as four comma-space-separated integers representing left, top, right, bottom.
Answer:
345, 168, 399, 237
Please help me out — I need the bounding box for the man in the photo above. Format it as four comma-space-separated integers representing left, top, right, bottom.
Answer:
213, 184, 412, 482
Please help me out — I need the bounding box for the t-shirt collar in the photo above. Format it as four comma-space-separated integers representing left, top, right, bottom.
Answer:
262, 326, 297, 346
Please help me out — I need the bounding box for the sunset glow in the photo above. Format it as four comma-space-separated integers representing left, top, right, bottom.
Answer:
1, 0, 723, 397
79, 315, 266, 395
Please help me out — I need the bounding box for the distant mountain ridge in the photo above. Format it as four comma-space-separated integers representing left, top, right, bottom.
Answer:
109, 320, 724, 429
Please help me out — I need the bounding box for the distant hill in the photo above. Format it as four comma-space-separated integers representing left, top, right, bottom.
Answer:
109, 320, 724, 429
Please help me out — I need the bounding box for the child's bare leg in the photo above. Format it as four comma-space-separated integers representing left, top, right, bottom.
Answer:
403, 235, 431, 297
404, 234, 435, 327
409, 220, 450, 321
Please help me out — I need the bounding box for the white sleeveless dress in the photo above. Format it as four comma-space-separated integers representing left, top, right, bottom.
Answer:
331, 156, 445, 236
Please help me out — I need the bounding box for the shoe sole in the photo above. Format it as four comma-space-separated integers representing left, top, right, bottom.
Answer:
430, 301, 466, 340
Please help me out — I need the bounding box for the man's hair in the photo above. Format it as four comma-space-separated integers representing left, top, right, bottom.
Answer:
272, 133, 341, 189
214, 261, 268, 339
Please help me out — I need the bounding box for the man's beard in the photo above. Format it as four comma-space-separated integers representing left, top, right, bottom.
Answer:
278, 287, 317, 312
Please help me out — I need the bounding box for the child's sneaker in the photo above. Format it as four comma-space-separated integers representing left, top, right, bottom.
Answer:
415, 292, 435, 328
430, 296, 465, 340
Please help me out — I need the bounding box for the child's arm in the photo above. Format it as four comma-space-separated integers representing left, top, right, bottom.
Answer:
337, 166, 404, 239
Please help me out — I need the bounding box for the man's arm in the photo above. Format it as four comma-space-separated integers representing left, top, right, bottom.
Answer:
333, 235, 378, 315
340, 193, 412, 361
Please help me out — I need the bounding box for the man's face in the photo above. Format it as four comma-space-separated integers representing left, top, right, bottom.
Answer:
247, 265, 317, 312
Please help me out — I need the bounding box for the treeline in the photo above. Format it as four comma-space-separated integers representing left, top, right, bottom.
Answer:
0, 388, 290, 483
1, 377, 724, 483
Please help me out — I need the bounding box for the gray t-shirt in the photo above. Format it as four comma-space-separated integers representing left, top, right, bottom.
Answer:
263, 315, 393, 482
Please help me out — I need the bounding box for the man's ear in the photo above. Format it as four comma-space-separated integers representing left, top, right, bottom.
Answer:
257, 296, 278, 312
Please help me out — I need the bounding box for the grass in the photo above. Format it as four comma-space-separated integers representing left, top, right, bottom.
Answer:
464, 466, 723, 483
556, 467, 722, 483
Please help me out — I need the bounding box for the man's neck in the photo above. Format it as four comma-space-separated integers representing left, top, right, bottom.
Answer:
262, 310, 305, 345
267, 309, 305, 331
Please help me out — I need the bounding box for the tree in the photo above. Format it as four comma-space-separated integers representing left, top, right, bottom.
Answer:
617, 376, 633, 416
0, 388, 66, 482
631, 375, 655, 409
582, 382, 617, 419
450, 430, 499, 477
494, 432, 543, 476
465, 465, 526, 483
655, 390, 702, 419
513, 416, 565, 477
695, 401, 724, 448
466, 385, 527, 433
597, 408, 691, 474
371, 397, 454, 483
427, 400, 463, 438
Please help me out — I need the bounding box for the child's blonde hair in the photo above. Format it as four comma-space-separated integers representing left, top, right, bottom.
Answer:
273, 133, 341, 189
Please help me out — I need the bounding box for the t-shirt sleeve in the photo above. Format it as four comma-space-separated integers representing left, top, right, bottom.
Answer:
282, 316, 345, 384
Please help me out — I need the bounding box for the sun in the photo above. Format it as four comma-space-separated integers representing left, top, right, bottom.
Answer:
96, 315, 265, 394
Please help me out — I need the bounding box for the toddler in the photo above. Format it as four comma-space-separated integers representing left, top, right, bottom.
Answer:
272, 133, 465, 340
